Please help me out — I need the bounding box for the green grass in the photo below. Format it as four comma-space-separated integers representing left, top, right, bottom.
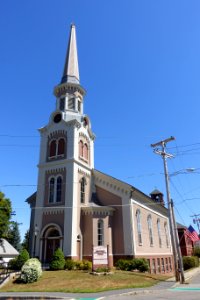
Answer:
1, 270, 171, 293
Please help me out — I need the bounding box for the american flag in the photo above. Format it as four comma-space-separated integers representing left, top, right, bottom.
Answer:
186, 225, 200, 242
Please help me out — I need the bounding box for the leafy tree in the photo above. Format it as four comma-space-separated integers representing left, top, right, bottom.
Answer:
7, 221, 21, 251
0, 191, 12, 238
21, 229, 30, 252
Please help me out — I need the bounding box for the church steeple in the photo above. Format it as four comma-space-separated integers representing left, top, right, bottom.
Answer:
54, 24, 85, 112
61, 24, 80, 85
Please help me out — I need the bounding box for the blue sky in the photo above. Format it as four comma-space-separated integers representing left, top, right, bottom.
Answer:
1, 0, 200, 240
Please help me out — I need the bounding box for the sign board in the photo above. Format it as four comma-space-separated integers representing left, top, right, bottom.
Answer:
93, 246, 108, 266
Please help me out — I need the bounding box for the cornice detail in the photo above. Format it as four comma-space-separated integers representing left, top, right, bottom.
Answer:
43, 208, 64, 215
46, 167, 66, 174
66, 119, 81, 129
54, 82, 86, 98
81, 206, 114, 216
78, 168, 90, 178
79, 132, 90, 143
95, 175, 129, 196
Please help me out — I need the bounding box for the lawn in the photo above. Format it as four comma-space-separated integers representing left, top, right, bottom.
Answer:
1, 270, 171, 293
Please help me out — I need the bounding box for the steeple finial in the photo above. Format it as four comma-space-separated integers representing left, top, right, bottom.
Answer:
61, 24, 80, 84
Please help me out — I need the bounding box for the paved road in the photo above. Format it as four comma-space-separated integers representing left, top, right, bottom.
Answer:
104, 268, 200, 300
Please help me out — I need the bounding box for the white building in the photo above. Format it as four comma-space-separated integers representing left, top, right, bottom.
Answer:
0, 239, 19, 266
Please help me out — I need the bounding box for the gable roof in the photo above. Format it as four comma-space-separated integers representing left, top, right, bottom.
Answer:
0, 239, 19, 258
93, 169, 169, 217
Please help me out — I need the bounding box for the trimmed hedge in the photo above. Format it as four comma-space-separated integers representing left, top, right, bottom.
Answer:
115, 258, 149, 272
21, 258, 42, 283
183, 256, 199, 270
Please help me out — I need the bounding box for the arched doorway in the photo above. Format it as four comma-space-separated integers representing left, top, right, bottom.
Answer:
42, 225, 63, 263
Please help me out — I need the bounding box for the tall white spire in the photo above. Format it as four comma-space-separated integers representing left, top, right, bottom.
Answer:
61, 24, 80, 84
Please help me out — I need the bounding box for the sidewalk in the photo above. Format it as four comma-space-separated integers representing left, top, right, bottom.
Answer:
1, 267, 200, 299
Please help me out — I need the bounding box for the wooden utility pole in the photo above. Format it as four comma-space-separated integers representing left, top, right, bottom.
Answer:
151, 136, 185, 283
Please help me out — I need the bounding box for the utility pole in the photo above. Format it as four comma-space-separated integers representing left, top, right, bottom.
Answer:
171, 199, 185, 283
190, 214, 200, 235
151, 136, 185, 283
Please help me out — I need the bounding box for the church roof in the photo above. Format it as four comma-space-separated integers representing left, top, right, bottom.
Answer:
61, 24, 80, 85
93, 169, 169, 217
0, 239, 19, 258
26, 192, 37, 206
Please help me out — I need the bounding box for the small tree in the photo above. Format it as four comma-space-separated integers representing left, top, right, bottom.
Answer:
9, 248, 30, 270
50, 248, 65, 270
7, 221, 21, 251
0, 192, 12, 238
21, 230, 30, 252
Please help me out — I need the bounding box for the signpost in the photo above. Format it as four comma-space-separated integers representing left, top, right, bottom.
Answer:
92, 245, 108, 271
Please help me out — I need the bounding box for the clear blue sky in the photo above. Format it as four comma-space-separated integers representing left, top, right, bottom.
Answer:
1, 0, 200, 240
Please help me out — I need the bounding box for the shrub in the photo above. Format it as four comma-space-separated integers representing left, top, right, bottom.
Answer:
50, 248, 65, 270
21, 258, 42, 283
95, 267, 110, 273
8, 249, 29, 270
8, 258, 18, 270
81, 260, 92, 270
64, 259, 92, 271
193, 256, 199, 267
135, 258, 149, 272
115, 258, 149, 272
194, 247, 200, 258
115, 259, 133, 271
65, 259, 76, 270
183, 256, 199, 270
74, 260, 92, 270
74, 260, 82, 270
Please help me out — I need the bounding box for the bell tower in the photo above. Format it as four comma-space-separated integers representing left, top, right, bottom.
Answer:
31, 24, 95, 262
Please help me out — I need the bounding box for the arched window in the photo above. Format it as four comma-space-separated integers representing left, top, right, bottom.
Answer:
83, 143, 88, 160
49, 137, 66, 160
157, 219, 162, 247
97, 219, 104, 246
57, 138, 65, 156
49, 140, 56, 157
80, 177, 86, 203
147, 215, 153, 246
79, 140, 83, 157
136, 209, 142, 245
164, 222, 169, 247
49, 178, 55, 203
56, 176, 62, 202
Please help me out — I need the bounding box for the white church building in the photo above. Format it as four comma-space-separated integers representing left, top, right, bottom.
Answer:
27, 25, 173, 273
